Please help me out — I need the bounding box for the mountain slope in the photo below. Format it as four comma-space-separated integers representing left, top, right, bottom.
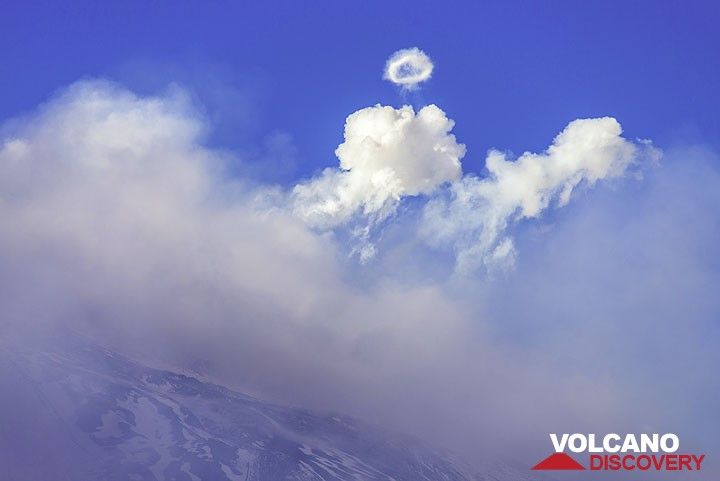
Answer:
0, 341, 531, 481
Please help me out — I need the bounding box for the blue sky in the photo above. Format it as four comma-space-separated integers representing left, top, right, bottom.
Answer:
2, 0, 719, 178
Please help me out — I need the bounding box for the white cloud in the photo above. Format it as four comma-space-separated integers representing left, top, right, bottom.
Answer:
0, 80, 338, 330
292, 104, 465, 233
383, 48, 434, 90
420, 117, 660, 273
292, 106, 658, 270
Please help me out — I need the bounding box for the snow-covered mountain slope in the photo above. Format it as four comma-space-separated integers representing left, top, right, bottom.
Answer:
0, 341, 534, 481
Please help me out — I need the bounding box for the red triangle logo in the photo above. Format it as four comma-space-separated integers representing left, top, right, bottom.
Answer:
532, 452, 586, 470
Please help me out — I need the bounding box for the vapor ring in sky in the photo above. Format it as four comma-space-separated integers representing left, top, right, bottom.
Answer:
383, 47, 434, 90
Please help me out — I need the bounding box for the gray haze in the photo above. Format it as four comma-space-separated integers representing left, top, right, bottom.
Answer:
0, 81, 717, 477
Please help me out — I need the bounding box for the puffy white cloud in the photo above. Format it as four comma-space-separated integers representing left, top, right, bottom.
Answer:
293, 109, 657, 270
292, 104, 465, 231
420, 117, 660, 273
383, 48, 434, 90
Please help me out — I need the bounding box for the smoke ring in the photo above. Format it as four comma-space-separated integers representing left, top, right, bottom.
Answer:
384, 48, 434, 89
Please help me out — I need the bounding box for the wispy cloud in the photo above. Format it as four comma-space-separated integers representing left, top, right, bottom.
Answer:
292, 102, 658, 270
421, 118, 660, 273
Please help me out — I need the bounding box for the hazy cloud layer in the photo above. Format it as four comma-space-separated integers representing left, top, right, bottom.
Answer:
1, 81, 718, 475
